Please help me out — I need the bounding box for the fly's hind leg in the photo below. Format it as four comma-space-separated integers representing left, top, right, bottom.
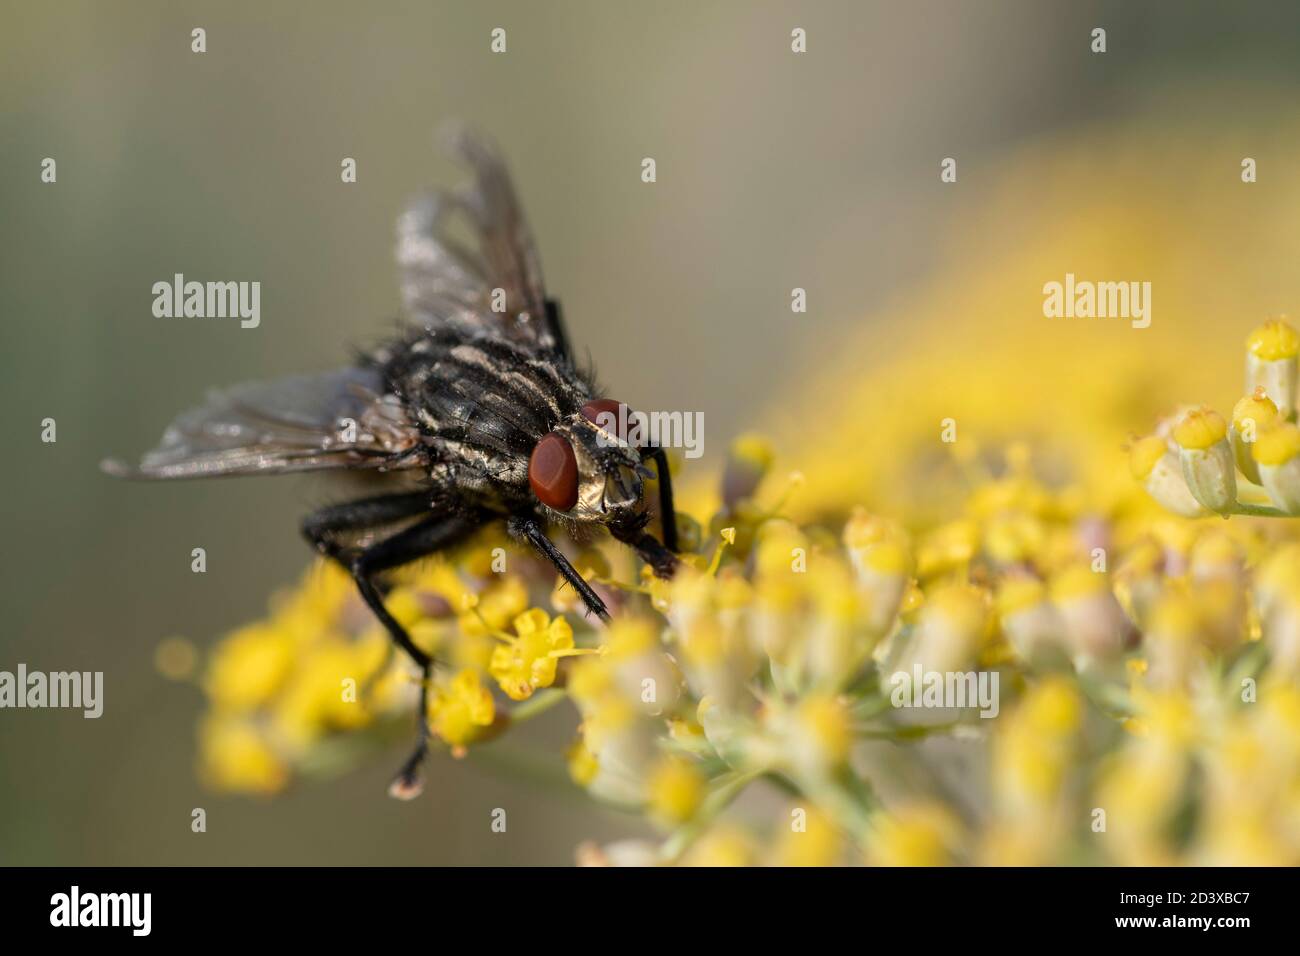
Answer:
302, 491, 432, 569
348, 511, 483, 798
301, 494, 483, 798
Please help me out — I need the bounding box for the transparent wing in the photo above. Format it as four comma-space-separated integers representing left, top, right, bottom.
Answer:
101, 367, 422, 480
396, 125, 559, 351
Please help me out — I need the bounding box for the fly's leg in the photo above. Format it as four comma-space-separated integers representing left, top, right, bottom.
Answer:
352, 512, 484, 798
509, 514, 610, 623
640, 446, 679, 552
301, 495, 482, 798
301, 491, 433, 567
612, 524, 680, 580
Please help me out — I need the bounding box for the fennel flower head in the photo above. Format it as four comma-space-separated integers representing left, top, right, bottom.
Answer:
179, 127, 1300, 865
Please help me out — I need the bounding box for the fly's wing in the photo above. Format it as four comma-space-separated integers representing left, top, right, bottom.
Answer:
101, 367, 422, 479
397, 125, 563, 353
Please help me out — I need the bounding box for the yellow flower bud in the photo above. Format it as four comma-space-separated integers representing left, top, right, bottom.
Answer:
680, 824, 758, 867
843, 508, 912, 633
199, 715, 288, 795
204, 625, 295, 712
1114, 538, 1165, 631
1144, 592, 1203, 689
901, 584, 989, 673
1172, 408, 1236, 514
1256, 545, 1300, 676
867, 803, 963, 867
767, 693, 853, 781
1050, 565, 1133, 668
793, 693, 852, 770
1129, 435, 1168, 481
428, 668, 495, 750
773, 805, 843, 867
1130, 435, 1207, 518
646, 757, 706, 827
1253, 421, 1300, 513
1231, 387, 1279, 483
1172, 407, 1227, 450
566, 737, 600, 788
1246, 319, 1298, 418
996, 576, 1063, 663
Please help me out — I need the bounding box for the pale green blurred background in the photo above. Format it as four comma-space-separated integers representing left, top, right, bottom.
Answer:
3, 0, 1300, 864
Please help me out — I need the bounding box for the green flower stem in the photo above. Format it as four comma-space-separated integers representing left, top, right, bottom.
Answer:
1225, 640, 1270, 698
761, 770, 804, 797
854, 720, 963, 740
1078, 675, 1134, 717
1229, 501, 1293, 518
794, 768, 877, 845
851, 692, 893, 720
467, 741, 584, 797
507, 688, 568, 724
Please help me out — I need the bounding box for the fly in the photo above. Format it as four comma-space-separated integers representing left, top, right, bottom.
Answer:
102, 127, 681, 798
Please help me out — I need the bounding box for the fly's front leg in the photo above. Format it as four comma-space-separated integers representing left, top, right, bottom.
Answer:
640, 445, 679, 552
509, 514, 610, 623
612, 524, 680, 580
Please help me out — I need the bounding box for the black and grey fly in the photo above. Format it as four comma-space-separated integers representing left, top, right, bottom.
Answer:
103, 128, 680, 797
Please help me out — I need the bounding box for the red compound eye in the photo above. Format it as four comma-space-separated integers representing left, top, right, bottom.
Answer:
529, 432, 579, 511
582, 398, 634, 442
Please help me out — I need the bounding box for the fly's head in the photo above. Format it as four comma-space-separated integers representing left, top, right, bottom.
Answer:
528, 399, 651, 535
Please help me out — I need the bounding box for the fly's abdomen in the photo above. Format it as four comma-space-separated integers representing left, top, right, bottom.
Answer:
378, 328, 590, 492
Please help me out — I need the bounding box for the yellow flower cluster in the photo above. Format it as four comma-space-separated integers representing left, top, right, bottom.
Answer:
195, 545, 615, 786
181, 319, 1300, 864
198, 561, 407, 794
1132, 318, 1300, 519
